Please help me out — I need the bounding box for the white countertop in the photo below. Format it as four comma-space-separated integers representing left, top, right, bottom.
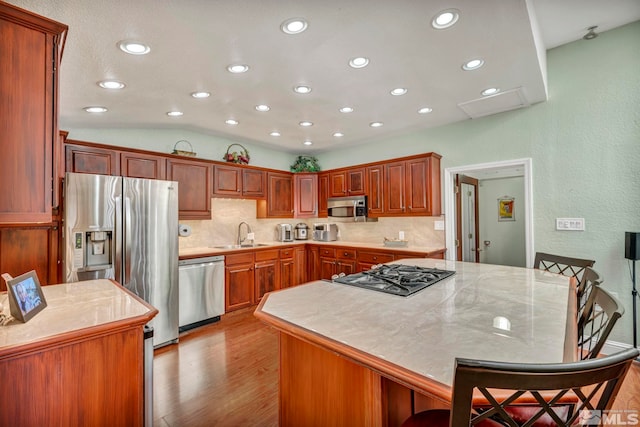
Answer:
180, 240, 446, 258
257, 259, 572, 389
0, 279, 155, 351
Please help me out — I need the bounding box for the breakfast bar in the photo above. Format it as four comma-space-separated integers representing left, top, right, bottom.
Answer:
254, 259, 577, 426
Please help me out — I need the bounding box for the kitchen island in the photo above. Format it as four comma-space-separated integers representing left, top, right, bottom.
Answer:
0, 279, 157, 426
254, 259, 576, 426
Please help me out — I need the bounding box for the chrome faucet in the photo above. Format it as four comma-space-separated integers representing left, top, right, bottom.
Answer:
237, 221, 252, 245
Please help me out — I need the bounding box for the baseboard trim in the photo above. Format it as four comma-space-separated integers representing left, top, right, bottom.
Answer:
602, 339, 635, 355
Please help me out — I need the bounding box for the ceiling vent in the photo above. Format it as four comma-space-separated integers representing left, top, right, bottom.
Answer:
457, 87, 530, 119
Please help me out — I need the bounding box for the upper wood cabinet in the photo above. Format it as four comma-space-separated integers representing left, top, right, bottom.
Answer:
382, 154, 441, 217
65, 143, 120, 176
167, 158, 212, 220
317, 172, 330, 218
0, 4, 67, 223
329, 168, 366, 197
294, 174, 318, 218
121, 151, 166, 180
366, 165, 384, 217
258, 172, 293, 218
213, 164, 265, 198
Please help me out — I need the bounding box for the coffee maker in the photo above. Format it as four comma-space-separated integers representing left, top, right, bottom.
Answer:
275, 224, 293, 242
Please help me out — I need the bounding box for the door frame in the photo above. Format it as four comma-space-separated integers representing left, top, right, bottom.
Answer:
456, 175, 479, 262
444, 158, 534, 268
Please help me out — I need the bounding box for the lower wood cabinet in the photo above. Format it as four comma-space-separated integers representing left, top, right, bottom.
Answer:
225, 250, 279, 312
0, 222, 59, 291
280, 246, 308, 289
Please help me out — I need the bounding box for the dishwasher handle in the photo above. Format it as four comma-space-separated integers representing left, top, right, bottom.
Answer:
179, 262, 222, 272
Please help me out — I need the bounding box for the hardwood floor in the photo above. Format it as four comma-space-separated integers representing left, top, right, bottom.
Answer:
153, 308, 640, 426
153, 308, 279, 427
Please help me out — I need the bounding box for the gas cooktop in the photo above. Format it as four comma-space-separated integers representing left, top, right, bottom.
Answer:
332, 264, 455, 296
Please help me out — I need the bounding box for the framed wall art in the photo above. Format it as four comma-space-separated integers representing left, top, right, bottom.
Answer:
498, 197, 515, 222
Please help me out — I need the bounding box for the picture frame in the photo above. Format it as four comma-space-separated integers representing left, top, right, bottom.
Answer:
4, 270, 47, 323
498, 197, 515, 222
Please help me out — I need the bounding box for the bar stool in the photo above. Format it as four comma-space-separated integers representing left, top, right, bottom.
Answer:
533, 252, 595, 284
578, 286, 624, 360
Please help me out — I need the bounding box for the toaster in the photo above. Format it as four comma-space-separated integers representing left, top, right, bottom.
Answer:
312, 223, 338, 242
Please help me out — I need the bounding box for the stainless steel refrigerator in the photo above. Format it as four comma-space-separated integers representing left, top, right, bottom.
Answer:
63, 172, 179, 347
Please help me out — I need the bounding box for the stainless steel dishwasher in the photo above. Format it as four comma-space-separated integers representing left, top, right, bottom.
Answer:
178, 255, 225, 331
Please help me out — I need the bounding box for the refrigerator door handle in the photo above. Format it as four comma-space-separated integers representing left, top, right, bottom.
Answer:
115, 195, 123, 283
124, 196, 132, 285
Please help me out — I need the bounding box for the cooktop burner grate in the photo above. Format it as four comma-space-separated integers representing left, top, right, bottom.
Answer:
332, 264, 455, 296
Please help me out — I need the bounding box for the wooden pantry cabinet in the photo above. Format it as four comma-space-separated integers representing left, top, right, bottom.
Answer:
0, 4, 67, 223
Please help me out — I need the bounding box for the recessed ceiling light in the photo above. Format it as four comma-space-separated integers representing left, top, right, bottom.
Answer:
255, 104, 270, 112
293, 85, 312, 94
333, 132, 344, 137
303, 141, 313, 146
84, 106, 108, 113
299, 121, 313, 127
191, 91, 211, 98
481, 87, 500, 96
462, 59, 484, 71
117, 40, 150, 55
349, 57, 369, 69
370, 122, 383, 128
390, 88, 407, 96
98, 80, 125, 89
339, 107, 354, 113
270, 131, 281, 137
167, 111, 183, 117
432, 9, 460, 29
227, 64, 249, 73
281, 18, 308, 35
225, 119, 239, 125
418, 107, 433, 114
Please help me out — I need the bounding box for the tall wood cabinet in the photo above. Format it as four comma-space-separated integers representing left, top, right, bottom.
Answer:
257, 172, 293, 218
0, 4, 67, 223
294, 173, 318, 218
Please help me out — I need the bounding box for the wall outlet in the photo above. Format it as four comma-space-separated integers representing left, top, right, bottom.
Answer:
555, 218, 585, 231
247, 232, 255, 240
399, 231, 405, 240
434, 220, 445, 231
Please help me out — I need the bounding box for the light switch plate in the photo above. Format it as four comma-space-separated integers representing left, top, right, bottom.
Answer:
434, 220, 445, 230
556, 218, 585, 231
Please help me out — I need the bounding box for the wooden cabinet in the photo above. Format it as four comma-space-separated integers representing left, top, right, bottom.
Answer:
366, 164, 384, 217
225, 253, 254, 312
258, 172, 293, 218
307, 245, 320, 281
317, 172, 330, 218
225, 250, 279, 311
214, 164, 264, 198
242, 168, 265, 198
294, 173, 318, 218
382, 154, 441, 217
336, 248, 357, 276
357, 250, 394, 272
317, 246, 356, 279
329, 168, 366, 197
254, 249, 279, 303
0, 222, 59, 291
167, 158, 212, 220
281, 246, 308, 288
65, 143, 120, 176
121, 151, 166, 180
0, 4, 67, 223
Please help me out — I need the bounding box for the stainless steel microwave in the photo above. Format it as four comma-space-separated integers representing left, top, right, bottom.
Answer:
327, 196, 377, 222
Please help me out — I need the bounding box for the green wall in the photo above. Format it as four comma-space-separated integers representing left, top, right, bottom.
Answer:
318, 21, 640, 346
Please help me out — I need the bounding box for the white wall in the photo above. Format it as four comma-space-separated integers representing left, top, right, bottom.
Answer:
478, 177, 526, 267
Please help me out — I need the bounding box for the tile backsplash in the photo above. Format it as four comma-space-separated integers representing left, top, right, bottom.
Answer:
179, 198, 445, 250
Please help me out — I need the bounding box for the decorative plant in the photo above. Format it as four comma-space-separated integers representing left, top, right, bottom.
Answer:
290, 155, 321, 173
224, 144, 250, 164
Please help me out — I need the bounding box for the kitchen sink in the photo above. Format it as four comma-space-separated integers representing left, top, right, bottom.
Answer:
211, 243, 270, 249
